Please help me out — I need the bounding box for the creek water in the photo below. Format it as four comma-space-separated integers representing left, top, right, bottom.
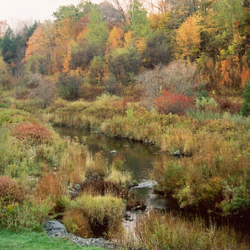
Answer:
55, 127, 250, 240
55, 126, 177, 210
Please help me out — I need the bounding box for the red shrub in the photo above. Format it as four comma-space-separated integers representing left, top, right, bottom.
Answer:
122, 97, 135, 107
154, 90, 195, 115
80, 85, 104, 101
0, 176, 25, 205
214, 96, 242, 114
12, 122, 52, 143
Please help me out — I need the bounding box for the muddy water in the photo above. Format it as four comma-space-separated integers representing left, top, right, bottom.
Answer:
55, 126, 177, 210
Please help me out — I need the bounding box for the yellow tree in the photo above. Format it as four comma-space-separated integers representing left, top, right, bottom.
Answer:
106, 26, 124, 54
176, 14, 202, 61
53, 17, 76, 72
25, 22, 56, 74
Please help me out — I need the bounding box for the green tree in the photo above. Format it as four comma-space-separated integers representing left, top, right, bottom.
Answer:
1, 27, 16, 64
241, 83, 250, 116
86, 6, 109, 56
213, 0, 243, 36
142, 30, 171, 68
128, 0, 151, 39
53, 4, 83, 22
0, 55, 13, 90
110, 46, 140, 85
57, 74, 82, 100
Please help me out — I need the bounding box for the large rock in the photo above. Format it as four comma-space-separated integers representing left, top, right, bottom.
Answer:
45, 220, 69, 238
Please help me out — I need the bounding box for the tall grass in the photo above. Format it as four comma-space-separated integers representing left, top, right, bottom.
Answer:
134, 211, 249, 250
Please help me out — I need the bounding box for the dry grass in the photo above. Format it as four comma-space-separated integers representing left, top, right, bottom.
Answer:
134, 211, 249, 250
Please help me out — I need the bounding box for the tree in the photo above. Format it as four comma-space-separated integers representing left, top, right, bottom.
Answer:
106, 26, 124, 53
0, 20, 7, 38
57, 74, 82, 100
142, 30, 171, 68
29, 76, 57, 109
110, 46, 140, 84
176, 14, 202, 61
86, 6, 109, 56
1, 27, 16, 64
0, 55, 13, 90
128, 0, 152, 39
53, 4, 83, 23
25, 21, 56, 74
213, 0, 243, 36
241, 83, 250, 116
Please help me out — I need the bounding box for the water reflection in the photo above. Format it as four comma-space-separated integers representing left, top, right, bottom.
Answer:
55, 126, 171, 182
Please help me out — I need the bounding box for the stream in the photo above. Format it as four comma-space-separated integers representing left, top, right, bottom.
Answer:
55, 126, 178, 210
55, 126, 250, 240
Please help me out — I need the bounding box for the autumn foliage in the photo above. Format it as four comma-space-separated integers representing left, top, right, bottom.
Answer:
0, 175, 25, 206
154, 90, 195, 115
11, 122, 52, 143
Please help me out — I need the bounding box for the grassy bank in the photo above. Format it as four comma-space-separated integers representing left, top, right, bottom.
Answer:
0, 230, 105, 250
0, 106, 135, 241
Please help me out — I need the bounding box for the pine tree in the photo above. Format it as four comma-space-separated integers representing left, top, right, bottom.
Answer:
241, 83, 250, 116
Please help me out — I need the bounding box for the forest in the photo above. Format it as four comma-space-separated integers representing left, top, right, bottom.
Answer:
1, 0, 250, 249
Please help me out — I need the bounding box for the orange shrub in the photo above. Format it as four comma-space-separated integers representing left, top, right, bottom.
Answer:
36, 173, 65, 199
63, 209, 92, 238
0, 175, 25, 205
11, 122, 52, 143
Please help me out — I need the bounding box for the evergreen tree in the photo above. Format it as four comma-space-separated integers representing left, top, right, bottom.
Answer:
241, 83, 250, 116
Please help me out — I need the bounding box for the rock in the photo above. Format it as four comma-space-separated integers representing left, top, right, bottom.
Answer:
45, 220, 118, 249
45, 220, 69, 238
131, 180, 156, 190
75, 184, 81, 191
109, 150, 117, 154
124, 212, 133, 221
174, 150, 181, 156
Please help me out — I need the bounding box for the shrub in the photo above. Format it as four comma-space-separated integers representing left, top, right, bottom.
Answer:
0, 108, 33, 125
0, 175, 25, 206
63, 210, 92, 238
105, 168, 132, 186
241, 83, 250, 116
151, 161, 186, 195
85, 151, 108, 178
11, 122, 52, 144
65, 194, 125, 238
80, 84, 104, 101
195, 96, 219, 112
186, 108, 222, 122
0, 198, 52, 231
154, 90, 195, 115
35, 173, 69, 214
57, 74, 82, 101
214, 96, 242, 114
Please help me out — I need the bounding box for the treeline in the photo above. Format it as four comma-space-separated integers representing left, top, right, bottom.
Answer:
1, 0, 250, 98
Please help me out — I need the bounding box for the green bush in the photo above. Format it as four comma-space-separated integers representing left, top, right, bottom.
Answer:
57, 74, 82, 101
64, 194, 125, 238
0, 199, 52, 232
241, 83, 250, 116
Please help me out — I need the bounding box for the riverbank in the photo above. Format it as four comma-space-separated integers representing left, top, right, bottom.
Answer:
36, 95, 250, 218
0, 229, 106, 250
1, 93, 250, 249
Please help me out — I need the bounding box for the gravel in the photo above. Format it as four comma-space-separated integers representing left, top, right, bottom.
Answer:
44, 220, 118, 249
